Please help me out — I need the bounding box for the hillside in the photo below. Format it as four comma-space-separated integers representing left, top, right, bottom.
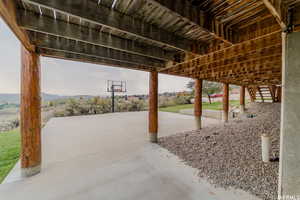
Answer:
0, 93, 88, 104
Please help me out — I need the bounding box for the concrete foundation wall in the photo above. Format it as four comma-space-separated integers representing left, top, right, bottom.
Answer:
279, 31, 300, 197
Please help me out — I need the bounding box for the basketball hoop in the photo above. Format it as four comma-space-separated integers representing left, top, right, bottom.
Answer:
107, 80, 127, 113
107, 80, 127, 93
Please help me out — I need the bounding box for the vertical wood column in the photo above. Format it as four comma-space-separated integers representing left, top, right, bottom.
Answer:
240, 86, 245, 113
20, 46, 41, 177
276, 86, 282, 103
149, 71, 158, 143
194, 79, 202, 129
222, 83, 229, 122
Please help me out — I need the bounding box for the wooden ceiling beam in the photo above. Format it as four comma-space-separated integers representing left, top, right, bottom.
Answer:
29, 32, 164, 68
38, 48, 154, 72
262, 0, 287, 30
0, 0, 35, 52
22, 0, 195, 52
18, 11, 174, 61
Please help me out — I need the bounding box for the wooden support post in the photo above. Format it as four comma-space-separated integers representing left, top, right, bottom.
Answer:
247, 87, 256, 102
276, 86, 282, 102
258, 87, 264, 103
20, 46, 41, 177
149, 71, 158, 143
194, 79, 203, 129
222, 83, 229, 122
240, 86, 245, 113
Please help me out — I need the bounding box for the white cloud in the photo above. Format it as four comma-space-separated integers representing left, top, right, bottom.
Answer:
0, 18, 192, 96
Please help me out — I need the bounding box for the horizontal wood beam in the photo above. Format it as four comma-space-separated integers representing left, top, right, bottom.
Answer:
29, 32, 164, 68
22, 0, 195, 52
0, 0, 35, 52
262, 0, 287, 30
38, 48, 155, 72
18, 11, 175, 61
160, 31, 282, 85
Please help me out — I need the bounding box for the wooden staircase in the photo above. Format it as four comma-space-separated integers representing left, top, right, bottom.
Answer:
247, 85, 281, 103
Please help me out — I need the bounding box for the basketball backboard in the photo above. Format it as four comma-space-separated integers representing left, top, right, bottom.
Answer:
107, 80, 127, 93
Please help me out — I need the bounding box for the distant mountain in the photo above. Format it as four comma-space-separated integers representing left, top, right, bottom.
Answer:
0, 93, 20, 104
0, 93, 75, 104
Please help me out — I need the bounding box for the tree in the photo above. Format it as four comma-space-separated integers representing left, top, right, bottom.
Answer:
186, 80, 222, 104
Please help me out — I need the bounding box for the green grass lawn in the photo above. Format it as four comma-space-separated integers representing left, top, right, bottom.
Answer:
0, 129, 20, 183
159, 100, 240, 113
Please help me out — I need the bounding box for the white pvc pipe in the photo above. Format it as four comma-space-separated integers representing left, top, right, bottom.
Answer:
261, 134, 270, 162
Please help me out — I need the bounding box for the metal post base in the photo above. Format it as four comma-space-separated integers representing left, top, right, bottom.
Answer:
149, 132, 158, 143
240, 105, 245, 113
21, 164, 41, 177
195, 116, 202, 130
222, 111, 228, 123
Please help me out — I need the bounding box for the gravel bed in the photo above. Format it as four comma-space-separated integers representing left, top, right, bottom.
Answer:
158, 103, 280, 200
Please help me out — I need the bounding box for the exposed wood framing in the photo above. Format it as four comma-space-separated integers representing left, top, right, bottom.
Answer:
149, 0, 233, 45
247, 86, 257, 102
292, 4, 300, 32
18, 11, 175, 61
2, 0, 295, 91
0, 0, 35, 52
257, 86, 265, 102
269, 85, 276, 101
38, 48, 155, 72
160, 31, 282, 85
22, 0, 195, 52
29, 32, 164, 68
262, 0, 287, 30
220, 1, 264, 24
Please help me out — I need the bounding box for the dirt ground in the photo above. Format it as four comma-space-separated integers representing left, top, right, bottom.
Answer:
159, 103, 280, 200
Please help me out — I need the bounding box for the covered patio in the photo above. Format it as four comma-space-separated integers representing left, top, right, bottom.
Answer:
0, 112, 259, 200
1, 0, 300, 198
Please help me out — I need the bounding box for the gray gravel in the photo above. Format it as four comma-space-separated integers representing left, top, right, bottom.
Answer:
159, 103, 280, 200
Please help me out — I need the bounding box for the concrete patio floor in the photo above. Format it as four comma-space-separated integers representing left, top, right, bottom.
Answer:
0, 111, 259, 200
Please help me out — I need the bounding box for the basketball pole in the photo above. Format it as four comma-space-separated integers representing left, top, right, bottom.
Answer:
111, 85, 115, 113
107, 80, 126, 113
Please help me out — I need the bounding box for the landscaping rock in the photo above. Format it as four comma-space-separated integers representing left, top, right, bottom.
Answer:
0, 119, 19, 133
158, 102, 281, 200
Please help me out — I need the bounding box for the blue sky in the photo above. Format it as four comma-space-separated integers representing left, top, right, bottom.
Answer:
0, 18, 191, 96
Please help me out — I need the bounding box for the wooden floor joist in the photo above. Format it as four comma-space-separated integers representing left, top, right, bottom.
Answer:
29, 32, 164, 68
160, 31, 282, 85
148, 0, 233, 45
18, 11, 175, 61
22, 0, 195, 52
